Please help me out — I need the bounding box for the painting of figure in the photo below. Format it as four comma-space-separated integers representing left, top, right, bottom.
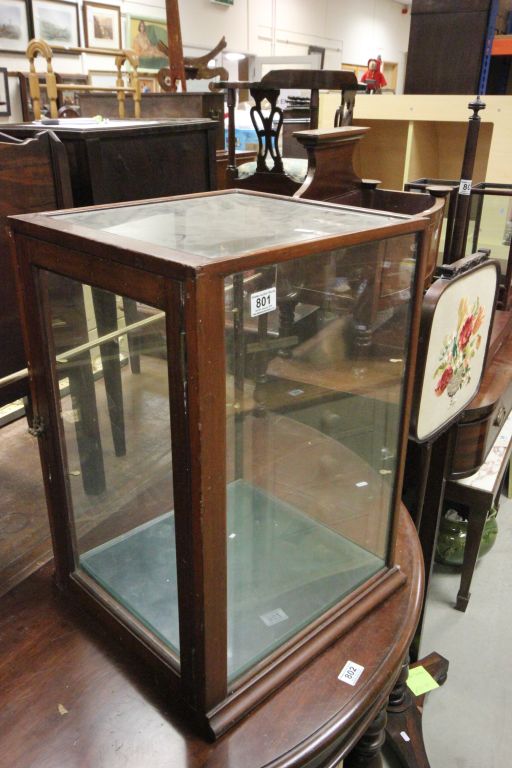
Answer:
127, 16, 168, 70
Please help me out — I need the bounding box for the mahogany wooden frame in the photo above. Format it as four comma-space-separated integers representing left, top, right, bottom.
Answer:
409, 252, 499, 444
9, 189, 429, 738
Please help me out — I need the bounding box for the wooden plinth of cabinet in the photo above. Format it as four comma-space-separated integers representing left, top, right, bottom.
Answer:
0, 505, 423, 768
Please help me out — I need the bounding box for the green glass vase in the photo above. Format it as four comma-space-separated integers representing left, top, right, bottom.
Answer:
435, 506, 498, 567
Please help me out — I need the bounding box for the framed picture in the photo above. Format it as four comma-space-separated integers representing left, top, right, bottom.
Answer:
0, 67, 11, 115
125, 15, 168, 70
0, 0, 32, 53
83, 2, 121, 50
139, 75, 158, 93
88, 69, 118, 88
58, 72, 88, 108
410, 255, 499, 443
32, 0, 80, 48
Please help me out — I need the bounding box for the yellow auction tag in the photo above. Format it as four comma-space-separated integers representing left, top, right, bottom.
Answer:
406, 665, 439, 697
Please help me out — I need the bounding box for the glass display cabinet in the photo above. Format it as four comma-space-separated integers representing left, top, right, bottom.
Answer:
9, 190, 428, 737
465, 183, 512, 310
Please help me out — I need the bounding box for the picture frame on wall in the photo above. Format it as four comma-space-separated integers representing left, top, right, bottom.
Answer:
0, 67, 11, 115
83, 2, 121, 51
139, 74, 159, 93
0, 0, 32, 53
32, 0, 80, 48
125, 15, 168, 70
88, 69, 118, 88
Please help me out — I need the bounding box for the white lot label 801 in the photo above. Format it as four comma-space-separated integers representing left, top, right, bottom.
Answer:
250, 287, 277, 317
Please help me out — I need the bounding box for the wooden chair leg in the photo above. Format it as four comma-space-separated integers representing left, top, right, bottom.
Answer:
66, 354, 106, 496
122, 297, 141, 375
455, 502, 488, 612
91, 288, 126, 457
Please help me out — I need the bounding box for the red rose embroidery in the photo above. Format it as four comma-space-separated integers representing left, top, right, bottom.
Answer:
459, 316, 474, 349
435, 366, 453, 396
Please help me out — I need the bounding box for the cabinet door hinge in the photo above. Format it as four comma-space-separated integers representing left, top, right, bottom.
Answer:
28, 415, 45, 438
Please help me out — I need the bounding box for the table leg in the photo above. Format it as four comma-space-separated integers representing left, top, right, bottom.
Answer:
455, 500, 489, 612
385, 653, 449, 768
344, 707, 387, 768
409, 429, 455, 662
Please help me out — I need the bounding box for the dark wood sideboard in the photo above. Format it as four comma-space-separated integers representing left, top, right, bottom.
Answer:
78, 91, 226, 149
3, 118, 218, 206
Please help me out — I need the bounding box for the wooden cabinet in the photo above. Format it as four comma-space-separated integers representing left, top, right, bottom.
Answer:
404, 0, 494, 95
3, 118, 218, 206
77, 91, 225, 148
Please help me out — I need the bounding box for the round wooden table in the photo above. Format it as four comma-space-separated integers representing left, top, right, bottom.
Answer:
1, 504, 424, 768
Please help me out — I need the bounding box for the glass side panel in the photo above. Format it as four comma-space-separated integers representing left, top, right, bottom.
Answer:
465, 192, 512, 275
56, 193, 402, 259
224, 233, 418, 681
40, 272, 180, 661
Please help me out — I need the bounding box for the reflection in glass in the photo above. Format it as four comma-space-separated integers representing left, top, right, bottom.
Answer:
57, 192, 402, 259
225, 235, 417, 680
42, 272, 179, 660
466, 191, 512, 279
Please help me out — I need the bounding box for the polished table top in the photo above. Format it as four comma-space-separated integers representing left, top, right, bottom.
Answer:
0, 505, 422, 768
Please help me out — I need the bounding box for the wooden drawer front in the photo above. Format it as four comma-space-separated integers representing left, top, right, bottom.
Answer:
484, 382, 512, 460
450, 414, 492, 479
451, 381, 512, 478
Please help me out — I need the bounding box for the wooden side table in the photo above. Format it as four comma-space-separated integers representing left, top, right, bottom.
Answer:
445, 408, 512, 611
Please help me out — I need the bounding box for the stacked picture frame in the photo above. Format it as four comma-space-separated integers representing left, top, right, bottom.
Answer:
0, 0, 171, 57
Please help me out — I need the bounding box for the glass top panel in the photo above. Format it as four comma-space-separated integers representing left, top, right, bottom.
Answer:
57, 194, 403, 259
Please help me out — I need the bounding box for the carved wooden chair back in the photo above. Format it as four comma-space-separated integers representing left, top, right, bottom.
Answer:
292, 127, 448, 289
221, 70, 358, 196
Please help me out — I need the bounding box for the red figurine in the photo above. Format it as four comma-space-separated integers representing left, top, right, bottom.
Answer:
361, 57, 387, 94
